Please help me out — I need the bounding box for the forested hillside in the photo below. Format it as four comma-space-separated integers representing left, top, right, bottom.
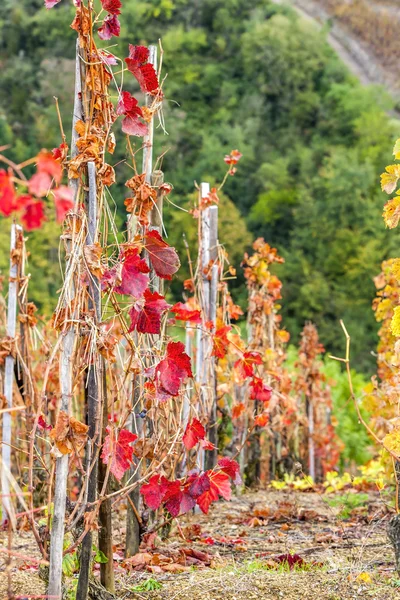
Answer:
0, 0, 398, 371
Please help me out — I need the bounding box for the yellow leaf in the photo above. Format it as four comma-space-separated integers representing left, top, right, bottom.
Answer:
391, 258, 400, 281
356, 572, 372, 584
383, 427, 400, 456
383, 195, 400, 228
381, 165, 400, 194
393, 138, 400, 159
391, 306, 400, 337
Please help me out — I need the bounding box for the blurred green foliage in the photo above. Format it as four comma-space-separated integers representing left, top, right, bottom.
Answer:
0, 0, 398, 372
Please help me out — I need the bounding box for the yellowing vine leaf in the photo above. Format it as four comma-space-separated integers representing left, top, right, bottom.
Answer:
390, 258, 400, 281
382, 427, 400, 457
383, 195, 400, 228
380, 165, 400, 194
393, 138, 400, 158
390, 306, 400, 337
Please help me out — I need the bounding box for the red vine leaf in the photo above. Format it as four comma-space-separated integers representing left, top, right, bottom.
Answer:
101, 0, 121, 14
160, 478, 182, 517
254, 413, 269, 427
52, 186, 74, 223
21, 199, 46, 231
38, 415, 52, 431
234, 351, 262, 379
170, 302, 202, 324
217, 457, 242, 485
232, 403, 245, 419
37, 150, 62, 184
183, 418, 205, 450
102, 246, 150, 298
101, 427, 137, 481
45, 0, 62, 8
249, 377, 272, 403
125, 45, 160, 95
197, 472, 231, 514
144, 230, 180, 280
52, 142, 69, 162
98, 14, 120, 40
200, 439, 217, 451
212, 326, 232, 359
224, 149, 242, 166
155, 341, 193, 398
0, 170, 17, 217
116, 92, 147, 137
28, 171, 52, 198
128, 289, 170, 334
140, 474, 163, 510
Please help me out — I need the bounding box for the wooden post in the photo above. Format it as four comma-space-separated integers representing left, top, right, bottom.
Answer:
150, 169, 164, 294
308, 399, 315, 481
76, 161, 101, 600
1, 223, 22, 524
204, 205, 218, 470
196, 183, 212, 471
48, 42, 83, 600
98, 368, 115, 592
142, 45, 157, 184
126, 44, 157, 558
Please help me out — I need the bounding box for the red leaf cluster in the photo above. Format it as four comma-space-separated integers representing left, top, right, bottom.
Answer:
21, 199, 46, 231
170, 302, 202, 324
217, 457, 242, 485
125, 45, 160, 95
128, 289, 170, 334
101, 427, 138, 481
155, 341, 192, 399
102, 246, 150, 298
234, 351, 262, 379
212, 325, 232, 359
116, 91, 147, 137
182, 418, 205, 450
0, 170, 17, 217
98, 14, 120, 40
249, 376, 272, 403
140, 461, 239, 516
101, 0, 122, 14
144, 230, 180, 280
52, 186, 74, 223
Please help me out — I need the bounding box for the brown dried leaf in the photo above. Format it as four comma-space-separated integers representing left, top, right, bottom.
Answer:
0, 336, 16, 365
83, 243, 104, 279
50, 411, 88, 455
107, 133, 116, 155
125, 173, 156, 226
19, 302, 38, 328
98, 164, 115, 187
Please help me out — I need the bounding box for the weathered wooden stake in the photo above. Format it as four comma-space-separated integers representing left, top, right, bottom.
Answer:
48, 41, 83, 600
98, 368, 115, 593
1, 223, 22, 524
204, 205, 218, 470
308, 399, 315, 481
76, 161, 101, 600
196, 183, 210, 471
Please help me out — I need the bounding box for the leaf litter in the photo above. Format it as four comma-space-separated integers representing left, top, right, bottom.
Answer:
1, 487, 399, 599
